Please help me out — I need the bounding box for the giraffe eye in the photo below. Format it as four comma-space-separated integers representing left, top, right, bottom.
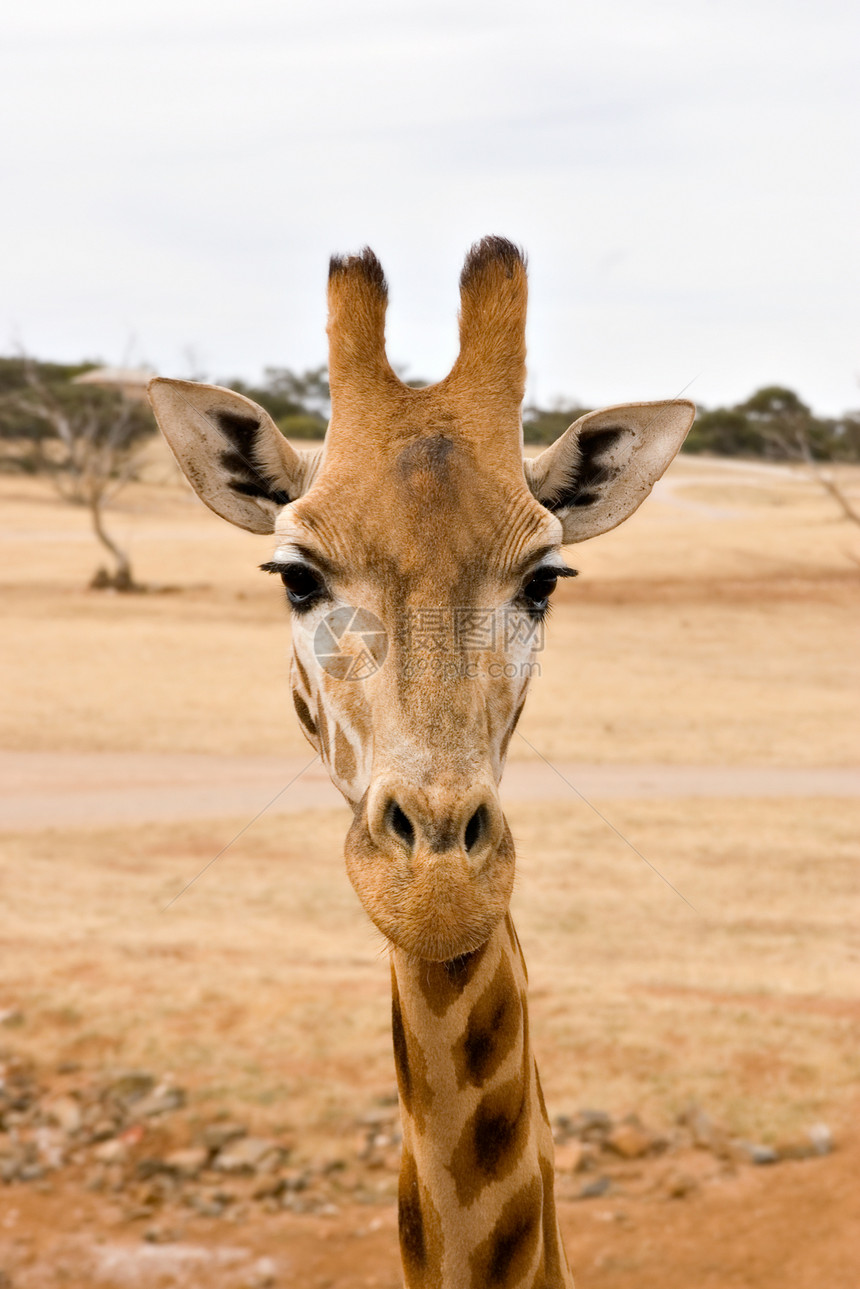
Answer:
521, 568, 559, 613
260, 561, 327, 611
280, 564, 326, 608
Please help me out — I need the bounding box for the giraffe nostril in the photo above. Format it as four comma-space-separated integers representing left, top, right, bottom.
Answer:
387, 801, 416, 851
464, 805, 487, 854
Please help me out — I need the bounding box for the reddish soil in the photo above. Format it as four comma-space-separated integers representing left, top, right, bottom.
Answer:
1, 1137, 857, 1288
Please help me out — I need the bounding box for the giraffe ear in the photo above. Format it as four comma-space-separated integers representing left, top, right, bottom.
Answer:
525, 399, 695, 543
148, 379, 317, 534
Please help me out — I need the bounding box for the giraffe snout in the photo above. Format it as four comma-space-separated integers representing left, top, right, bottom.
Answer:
370, 780, 504, 868
345, 776, 515, 961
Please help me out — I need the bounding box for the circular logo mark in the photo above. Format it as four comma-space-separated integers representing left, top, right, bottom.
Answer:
314, 606, 388, 681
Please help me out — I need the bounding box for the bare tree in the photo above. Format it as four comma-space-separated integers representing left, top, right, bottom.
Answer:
796, 446, 860, 527
739, 386, 860, 530
0, 358, 156, 589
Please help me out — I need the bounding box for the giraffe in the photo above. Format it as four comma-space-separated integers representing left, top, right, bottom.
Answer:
149, 237, 694, 1287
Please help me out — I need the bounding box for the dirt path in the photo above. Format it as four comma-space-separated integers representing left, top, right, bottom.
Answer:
1, 750, 858, 830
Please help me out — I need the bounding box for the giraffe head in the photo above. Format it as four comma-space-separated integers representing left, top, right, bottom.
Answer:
150, 238, 693, 962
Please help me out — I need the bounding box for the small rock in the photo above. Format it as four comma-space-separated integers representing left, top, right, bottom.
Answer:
0, 1008, 24, 1028
123, 1204, 157, 1221
243, 1256, 278, 1289
133, 1085, 186, 1118
137, 1157, 182, 1183
43, 1096, 82, 1136
776, 1140, 814, 1161
576, 1110, 613, 1141
201, 1122, 247, 1152
553, 1141, 585, 1174
104, 1072, 156, 1106
89, 1118, 121, 1143
143, 1225, 183, 1244
775, 1124, 833, 1162
93, 1139, 129, 1165
664, 1170, 699, 1199
683, 1105, 729, 1156
808, 1123, 833, 1156
0, 1158, 20, 1183
34, 1127, 65, 1170
578, 1175, 611, 1200
605, 1120, 655, 1160
163, 1147, 209, 1178
140, 1174, 179, 1205
252, 1175, 287, 1200
281, 1194, 311, 1214
214, 1137, 283, 1174
552, 1113, 574, 1143
731, 1139, 778, 1166
187, 1192, 227, 1218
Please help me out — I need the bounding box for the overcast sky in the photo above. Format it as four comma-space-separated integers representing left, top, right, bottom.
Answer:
3, 0, 858, 413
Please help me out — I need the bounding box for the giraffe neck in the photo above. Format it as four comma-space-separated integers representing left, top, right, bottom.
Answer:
391, 912, 574, 1289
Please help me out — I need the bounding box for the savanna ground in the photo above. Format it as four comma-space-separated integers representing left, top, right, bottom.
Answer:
0, 445, 859, 1287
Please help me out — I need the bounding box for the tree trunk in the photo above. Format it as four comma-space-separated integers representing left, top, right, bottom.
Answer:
817, 473, 860, 526
88, 491, 136, 590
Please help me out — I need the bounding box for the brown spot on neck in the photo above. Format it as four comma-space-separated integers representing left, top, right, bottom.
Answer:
468, 1176, 542, 1289
449, 1065, 530, 1206
398, 1148, 444, 1289
453, 951, 521, 1089
418, 941, 490, 1017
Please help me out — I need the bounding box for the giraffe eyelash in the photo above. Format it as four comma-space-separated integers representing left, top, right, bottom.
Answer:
518, 564, 577, 620
260, 561, 329, 612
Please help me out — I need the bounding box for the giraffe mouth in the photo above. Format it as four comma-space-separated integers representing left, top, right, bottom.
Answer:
344, 805, 516, 962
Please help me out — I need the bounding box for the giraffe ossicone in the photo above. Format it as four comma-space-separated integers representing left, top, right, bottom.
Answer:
150, 237, 694, 1287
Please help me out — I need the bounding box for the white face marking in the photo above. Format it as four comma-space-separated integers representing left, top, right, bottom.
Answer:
273, 543, 303, 562
292, 630, 371, 805
271, 521, 563, 807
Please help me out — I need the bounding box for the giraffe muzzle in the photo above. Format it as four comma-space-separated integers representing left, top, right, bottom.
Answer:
344, 779, 515, 962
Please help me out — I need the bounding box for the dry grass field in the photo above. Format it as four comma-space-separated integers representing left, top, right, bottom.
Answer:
0, 446, 858, 1287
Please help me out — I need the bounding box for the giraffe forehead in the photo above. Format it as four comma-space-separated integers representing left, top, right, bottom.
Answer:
289, 434, 554, 586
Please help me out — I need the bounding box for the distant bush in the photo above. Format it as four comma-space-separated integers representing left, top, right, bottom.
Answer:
523, 385, 860, 462
0, 357, 99, 464
686, 386, 860, 462
522, 404, 591, 445
226, 366, 330, 436
277, 412, 328, 440
5, 356, 859, 462
685, 408, 764, 456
